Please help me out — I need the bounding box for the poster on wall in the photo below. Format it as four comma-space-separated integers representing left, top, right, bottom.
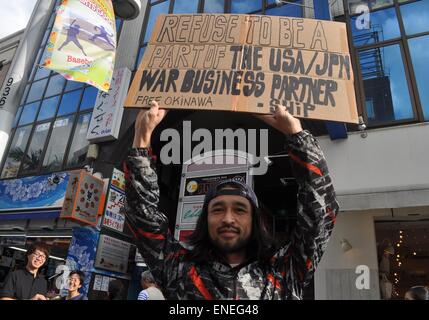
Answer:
102, 188, 126, 233
94, 234, 131, 274
125, 14, 359, 123
178, 202, 203, 225
0, 172, 70, 212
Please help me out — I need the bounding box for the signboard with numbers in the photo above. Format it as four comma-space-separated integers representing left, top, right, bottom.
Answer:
87, 68, 132, 142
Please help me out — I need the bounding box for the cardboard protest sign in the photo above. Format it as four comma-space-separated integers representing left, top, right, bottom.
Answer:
125, 14, 358, 123
43, 0, 116, 92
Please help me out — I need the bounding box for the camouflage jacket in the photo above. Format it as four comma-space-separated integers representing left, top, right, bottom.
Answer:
124, 130, 339, 300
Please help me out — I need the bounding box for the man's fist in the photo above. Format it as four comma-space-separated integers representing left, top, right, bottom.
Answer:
31, 294, 47, 300
255, 105, 303, 135
133, 101, 168, 148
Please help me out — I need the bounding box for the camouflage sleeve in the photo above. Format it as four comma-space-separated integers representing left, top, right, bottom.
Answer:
124, 148, 182, 287
274, 130, 339, 296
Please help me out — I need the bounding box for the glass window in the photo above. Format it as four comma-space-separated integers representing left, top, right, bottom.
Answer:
67, 113, 92, 168
359, 44, 414, 125
173, 0, 198, 13
80, 86, 98, 110
26, 78, 48, 103
136, 47, 146, 68
12, 107, 23, 128
204, 0, 224, 13
45, 74, 66, 97
19, 102, 40, 126
265, 1, 302, 17
144, 1, 171, 43
20, 84, 30, 106
58, 90, 82, 116
408, 35, 429, 120
38, 96, 60, 121
34, 49, 51, 81
400, 0, 429, 35
348, 0, 394, 13
42, 115, 74, 172
22, 122, 51, 173
231, 0, 262, 13
64, 79, 84, 92
1, 125, 32, 178
351, 7, 400, 46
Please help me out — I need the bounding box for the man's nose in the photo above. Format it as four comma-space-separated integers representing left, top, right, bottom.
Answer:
221, 207, 235, 224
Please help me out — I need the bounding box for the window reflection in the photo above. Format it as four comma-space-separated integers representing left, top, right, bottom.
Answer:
22, 122, 51, 173
400, 0, 429, 35
26, 79, 48, 103
359, 44, 414, 125
67, 113, 92, 168
45, 74, 66, 97
348, 0, 394, 13
58, 90, 82, 116
38, 96, 60, 121
1, 125, 32, 178
80, 86, 98, 110
173, 0, 198, 13
265, 0, 302, 17
408, 35, 429, 120
144, 1, 170, 43
42, 115, 74, 172
351, 7, 400, 46
231, 0, 262, 13
19, 102, 40, 126
204, 0, 224, 13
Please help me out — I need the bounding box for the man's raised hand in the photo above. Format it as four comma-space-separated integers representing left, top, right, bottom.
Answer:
132, 101, 168, 148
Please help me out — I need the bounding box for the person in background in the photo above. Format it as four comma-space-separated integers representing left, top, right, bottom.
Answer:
404, 286, 429, 300
0, 242, 50, 300
62, 270, 88, 300
137, 271, 165, 300
107, 279, 124, 300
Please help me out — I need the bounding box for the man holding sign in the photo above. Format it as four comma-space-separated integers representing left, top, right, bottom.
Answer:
124, 101, 338, 300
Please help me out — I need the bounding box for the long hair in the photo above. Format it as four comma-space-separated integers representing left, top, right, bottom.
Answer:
187, 202, 277, 265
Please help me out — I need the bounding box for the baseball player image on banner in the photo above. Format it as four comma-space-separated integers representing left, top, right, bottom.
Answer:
43, 0, 116, 92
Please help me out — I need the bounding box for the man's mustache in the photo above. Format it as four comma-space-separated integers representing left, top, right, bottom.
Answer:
217, 225, 240, 233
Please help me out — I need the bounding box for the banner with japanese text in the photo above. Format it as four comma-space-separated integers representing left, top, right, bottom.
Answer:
43, 0, 116, 92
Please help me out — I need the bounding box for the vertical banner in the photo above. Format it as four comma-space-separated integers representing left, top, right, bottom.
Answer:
86, 68, 132, 142
61, 227, 100, 297
43, 0, 116, 92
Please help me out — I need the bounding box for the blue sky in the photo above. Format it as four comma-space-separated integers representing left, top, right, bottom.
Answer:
0, 0, 38, 39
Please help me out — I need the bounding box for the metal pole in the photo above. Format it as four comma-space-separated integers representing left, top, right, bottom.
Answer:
0, 0, 56, 163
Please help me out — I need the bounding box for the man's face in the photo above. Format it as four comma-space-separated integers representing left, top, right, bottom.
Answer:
28, 249, 47, 270
207, 194, 252, 254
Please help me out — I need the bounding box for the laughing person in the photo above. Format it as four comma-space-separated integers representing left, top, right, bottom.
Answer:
0, 243, 50, 300
62, 271, 88, 300
125, 101, 338, 299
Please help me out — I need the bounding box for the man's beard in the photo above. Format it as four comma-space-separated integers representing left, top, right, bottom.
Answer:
211, 228, 250, 254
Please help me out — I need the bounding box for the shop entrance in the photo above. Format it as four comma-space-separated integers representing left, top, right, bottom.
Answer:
375, 220, 429, 300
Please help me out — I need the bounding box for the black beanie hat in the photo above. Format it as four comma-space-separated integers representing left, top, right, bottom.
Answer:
203, 179, 259, 210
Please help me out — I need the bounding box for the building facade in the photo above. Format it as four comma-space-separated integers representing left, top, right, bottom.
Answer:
0, 0, 428, 299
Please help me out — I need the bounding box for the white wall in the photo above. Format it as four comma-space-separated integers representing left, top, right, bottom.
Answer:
317, 123, 429, 210
315, 212, 380, 300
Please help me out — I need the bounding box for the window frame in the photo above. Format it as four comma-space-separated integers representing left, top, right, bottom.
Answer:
343, 0, 429, 128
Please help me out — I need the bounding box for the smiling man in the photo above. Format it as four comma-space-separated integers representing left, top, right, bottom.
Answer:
125, 101, 339, 300
0, 243, 50, 300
